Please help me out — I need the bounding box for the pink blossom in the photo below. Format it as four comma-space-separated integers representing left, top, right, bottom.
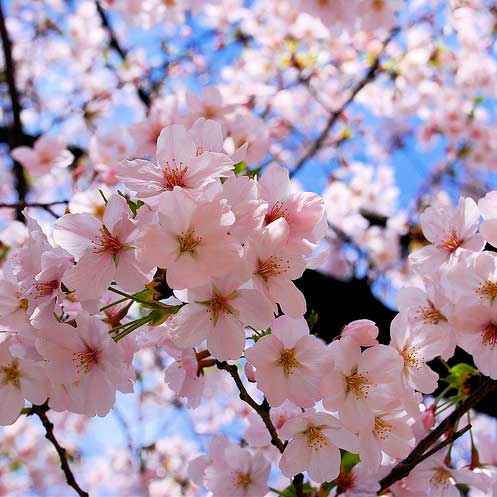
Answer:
169, 272, 274, 360
389, 313, 448, 393
320, 336, 403, 431
54, 194, 152, 301
135, 187, 242, 289
245, 218, 307, 317
35, 312, 134, 416
245, 315, 326, 407
410, 197, 485, 273
11, 136, 73, 177
341, 319, 379, 346
451, 302, 497, 379
258, 165, 326, 254
204, 443, 271, 497
358, 407, 415, 472
478, 191, 497, 248
279, 411, 358, 483
0, 339, 49, 425
118, 123, 233, 206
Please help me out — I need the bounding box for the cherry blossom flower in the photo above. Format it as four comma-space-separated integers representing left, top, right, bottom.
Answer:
389, 313, 448, 393
54, 194, 152, 301
279, 411, 358, 483
35, 312, 134, 416
204, 444, 271, 497
258, 165, 326, 254
169, 272, 274, 360
245, 315, 327, 407
0, 339, 49, 425
410, 197, 485, 273
136, 187, 242, 289
118, 123, 233, 206
320, 336, 403, 431
245, 218, 307, 317
11, 136, 73, 177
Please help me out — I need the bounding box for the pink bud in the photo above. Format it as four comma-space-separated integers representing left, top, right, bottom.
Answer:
423, 406, 436, 430
341, 319, 379, 347
244, 362, 256, 383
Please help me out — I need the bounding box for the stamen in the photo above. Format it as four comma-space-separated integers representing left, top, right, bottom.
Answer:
481, 321, 497, 349
255, 256, 290, 281
234, 471, 252, 489
344, 368, 370, 399
304, 425, 328, 451
92, 226, 124, 256
277, 348, 300, 376
264, 201, 288, 225
374, 416, 393, 441
162, 158, 188, 190
476, 280, 497, 303
72, 348, 100, 374
0, 360, 21, 389
177, 228, 202, 254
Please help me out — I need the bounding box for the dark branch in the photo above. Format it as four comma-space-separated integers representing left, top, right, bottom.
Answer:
95, 1, 151, 108
290, 27, 399, 178
379, 378, 497, 492
216, 360, 286, 453
29, 404, 89, 497
0, 0, 28, 221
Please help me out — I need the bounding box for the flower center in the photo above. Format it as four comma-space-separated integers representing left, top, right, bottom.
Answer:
344, 368, 370, 399
92, 226, 124, 256
72, 348, 100, 374
481, 321, 497, 349
255, 256, 290, 281
304, 425, 328, 451
264, 201, 287, 226
163, 159, 188, 190
372, 0, 385, 11
277, 348, 300, 376
416, 302, 446, 325
0, 360, 21, 389
177, 228, 202, 254
374, 416, 393, 441
401, 345, 421, 370
201, 291, 234, 325
234, 471, 252, 489
335, 470, 355, 493
476, 280, 497, 303
437, 230, 461, 252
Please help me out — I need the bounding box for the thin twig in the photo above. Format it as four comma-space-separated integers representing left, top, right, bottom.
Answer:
379, 378, 497, 491
290, 27, 399, 178
95, 1, 150, 108
0, 0, 28, 222
216, 361, 286, 453
29, 404, 89, 497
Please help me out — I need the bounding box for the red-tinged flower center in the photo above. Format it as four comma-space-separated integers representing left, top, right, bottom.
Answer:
264, 201, 288, 226
34, 279, 59, 297
177, 228, 202, 254
416, 302, 446, 325
277, 348, 300, 376
0, 360, 21, 389
481, 321, 497, 349
234, 471, 252, 489
203, 291, 234, 325
438, 230, 461, 252
335, 470, 355, 493
162, 159, 188, 190
373, 416, 393, 441
430, 466, 452, 489
73, 348, 100, 374
476, 280, 497, 303
372, 0, 385, 11
344, 368, 370, 399
255, 256, 290, 281
304, 425, 328, 451
93, 227, 124, 256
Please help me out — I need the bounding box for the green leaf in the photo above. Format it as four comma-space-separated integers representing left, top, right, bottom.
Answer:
246, 166, 263, 179
306, 309, 318, 332
233, 161, 248, 175
280, 482, 313, 497
117, 190, 144, 217
341, 450, 360, 472
446, 363, 479, 392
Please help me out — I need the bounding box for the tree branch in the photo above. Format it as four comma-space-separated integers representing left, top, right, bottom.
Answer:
379, 378, 497, 492
0, 0, 28, 222
95, 1, 151, 108
29, 404, 89, 497
290, 27, 399, 178
216, 361, 286, 453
